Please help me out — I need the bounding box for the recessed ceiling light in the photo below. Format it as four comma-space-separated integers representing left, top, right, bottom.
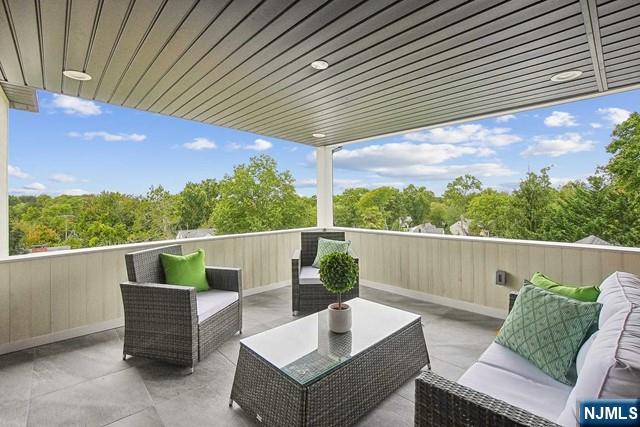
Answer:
550, 70, 582, 82
310, 60, 329, 70
312, 133, 326, 138
63, 70, 92, 81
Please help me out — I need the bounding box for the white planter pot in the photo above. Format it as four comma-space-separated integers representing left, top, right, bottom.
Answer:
328, 303, 352, 333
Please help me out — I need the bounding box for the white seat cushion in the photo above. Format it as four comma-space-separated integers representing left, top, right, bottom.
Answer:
299, 266, 322, 285
478, 342, 569, 388
557, 271, 640, 427
196, 289, 238, 322
459, 359, 572, 422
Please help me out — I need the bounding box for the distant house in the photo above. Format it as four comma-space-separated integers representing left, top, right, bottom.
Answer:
449, 218, 471, 236
409, 223, 445, 235
398, 216, 413, 231
575, 235, 611, 246
176, 228, 215, 239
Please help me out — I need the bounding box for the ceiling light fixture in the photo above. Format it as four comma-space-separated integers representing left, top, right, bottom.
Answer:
310, 60, 329, 70
312, 133, 326, 138
550, 70, 582, 82
63, 70, 92, 81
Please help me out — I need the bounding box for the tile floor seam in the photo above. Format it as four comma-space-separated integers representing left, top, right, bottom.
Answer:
101, 405, 157, 427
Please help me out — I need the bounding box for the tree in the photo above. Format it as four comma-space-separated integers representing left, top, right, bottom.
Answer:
358, 206, 386, 229
506, 167, 557, 240
357, 187, 404, 230
466, 189, 511, 236
401, 184, 434, 226
178, 179, 219, 230
24, 224, 59, 248
443, 175, 482, 224
428, 201, 447, 228
334, 188, 369, 227
605, 112, 640, 192
210, 155, 311, 233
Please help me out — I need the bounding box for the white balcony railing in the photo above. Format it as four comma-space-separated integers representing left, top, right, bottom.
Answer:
2, 226, 640, 355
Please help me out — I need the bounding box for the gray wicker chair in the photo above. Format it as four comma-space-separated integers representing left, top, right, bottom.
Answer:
291, 230, 359, 315
120, 244, 242, 371
414, 292, 559, 427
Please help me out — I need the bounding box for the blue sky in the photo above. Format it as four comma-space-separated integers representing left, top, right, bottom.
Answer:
7, 89, 639, 197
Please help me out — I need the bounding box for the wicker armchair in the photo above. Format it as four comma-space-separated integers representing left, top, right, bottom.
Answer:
120, 244, 242, 371
414, 291, 559, 427
291, 230, 359, 315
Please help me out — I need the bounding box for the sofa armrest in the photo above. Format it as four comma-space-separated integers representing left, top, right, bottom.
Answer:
508, 292, 519, 313
415, 370, 559, 427
292, 249, 301, 275
120, 281, 198, 331
206, 266, 242, 294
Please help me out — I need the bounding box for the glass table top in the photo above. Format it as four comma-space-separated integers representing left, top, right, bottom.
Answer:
240, 298, 421, 385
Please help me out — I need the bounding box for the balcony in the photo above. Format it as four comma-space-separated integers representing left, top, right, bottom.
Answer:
1, 0, 640, 425
1, 227, 639, 425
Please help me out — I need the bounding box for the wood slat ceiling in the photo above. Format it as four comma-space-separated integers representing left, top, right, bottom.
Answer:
0, 0, 638, 146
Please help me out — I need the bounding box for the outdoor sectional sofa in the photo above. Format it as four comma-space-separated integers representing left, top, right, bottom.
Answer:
415, 271, 640, 427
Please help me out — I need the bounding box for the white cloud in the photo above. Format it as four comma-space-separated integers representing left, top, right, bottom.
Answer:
362, 163, 515, 179
49, 173, 76, 183
522, 133, 595, 157
404, 124, 521, 147
590, 122, 602, 129
62, 189, 91, 196
245, 138, 273, 151
597, 107, 631, 126
544, 111, 578, 127
8, 164, 30, 179
183, 137, 217, 151
24, 182, 46, 191
296, 177, 406, 190
68, 131, 146, 142
52, 94, 102, 116
495, 114, 516, 123
549, 176, 581, 187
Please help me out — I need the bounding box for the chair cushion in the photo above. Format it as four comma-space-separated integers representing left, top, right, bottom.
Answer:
160, 249, 209, 292
299, 266, 322, 285
196, 289, 238, 322
312, 238, 350, 268
557, 271, 640, 427
495, 285, 601, 385
459, 360, 572, 422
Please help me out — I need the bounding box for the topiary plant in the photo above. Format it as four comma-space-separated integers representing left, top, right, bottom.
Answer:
319, 251, 358, 309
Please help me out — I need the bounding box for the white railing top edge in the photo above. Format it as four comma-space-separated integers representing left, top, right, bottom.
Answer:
333, 227, 640, 254
0, 227, 319, 263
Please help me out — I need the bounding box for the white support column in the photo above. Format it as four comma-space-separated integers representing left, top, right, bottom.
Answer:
0, 86, 8, 257
316, 146, 334, 228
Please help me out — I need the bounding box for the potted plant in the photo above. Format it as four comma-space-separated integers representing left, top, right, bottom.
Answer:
319, 252, 359, 333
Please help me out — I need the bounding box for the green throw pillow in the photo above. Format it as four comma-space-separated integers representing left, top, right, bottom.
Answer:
530, 272, 600, 302
495, 285, 601, 385
312, 238, 351, 268
160, 249, 209, 292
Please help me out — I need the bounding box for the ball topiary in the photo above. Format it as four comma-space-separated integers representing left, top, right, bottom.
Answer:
319, 251, 358, 309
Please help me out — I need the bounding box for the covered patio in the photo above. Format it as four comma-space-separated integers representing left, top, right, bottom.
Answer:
1, 0, 640, 426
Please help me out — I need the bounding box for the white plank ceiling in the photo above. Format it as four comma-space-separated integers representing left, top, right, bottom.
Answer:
0, 0, 638, 146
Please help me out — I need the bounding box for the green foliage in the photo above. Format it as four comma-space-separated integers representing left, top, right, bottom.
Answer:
466, 189, 511, 236
606, 112, 640, 192
210, 155, 313, 233
319, 252, 358, 303
443, 174, 482, 224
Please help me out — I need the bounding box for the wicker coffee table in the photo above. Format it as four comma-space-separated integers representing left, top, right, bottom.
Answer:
229, 298, 430, 426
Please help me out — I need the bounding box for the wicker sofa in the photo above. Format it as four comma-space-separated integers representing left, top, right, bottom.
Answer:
415, 271, 640, 427
120, 244, 242, 371
291, 230, 359, 315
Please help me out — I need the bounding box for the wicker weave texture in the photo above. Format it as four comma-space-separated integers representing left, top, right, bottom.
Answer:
292, 231, 360, 314
120, 282, 198, 367
414, 291, 560, 427
414, 371, 559, 427
125, 244, 182, 283
121, 245, 242, 368
231, 319, 429, 426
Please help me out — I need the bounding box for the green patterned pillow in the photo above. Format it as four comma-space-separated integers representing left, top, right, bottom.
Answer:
496, 285, 601, 385
312, 238, 351, 268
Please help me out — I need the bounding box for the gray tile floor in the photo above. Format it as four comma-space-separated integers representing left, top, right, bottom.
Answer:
0, 286, 502, 427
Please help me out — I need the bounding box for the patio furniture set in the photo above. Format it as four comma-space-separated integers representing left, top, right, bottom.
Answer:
120, 232, 640, 426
